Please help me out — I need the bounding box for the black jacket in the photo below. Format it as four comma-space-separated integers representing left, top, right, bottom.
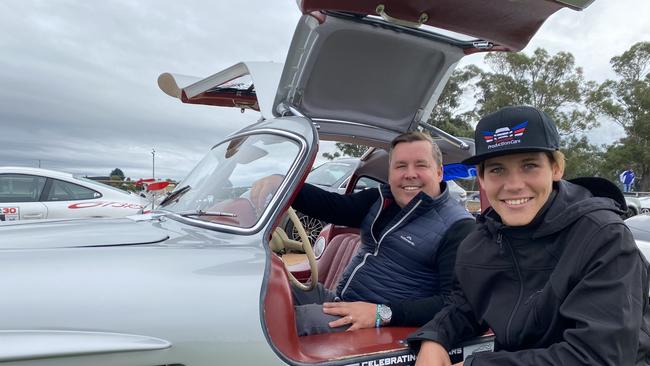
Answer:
294, 182, 475, 326
408, 178, 650, 365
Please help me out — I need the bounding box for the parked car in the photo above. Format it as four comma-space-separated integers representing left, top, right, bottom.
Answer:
0, 1, 592, 365
625, 214, 650, 295
307, 158, 363, 194
0, 167, 147, 221
625, 196, 642, 218
639, 196, 650, 215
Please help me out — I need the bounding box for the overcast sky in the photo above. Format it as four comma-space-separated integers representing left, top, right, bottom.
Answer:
1, 1, 648, 180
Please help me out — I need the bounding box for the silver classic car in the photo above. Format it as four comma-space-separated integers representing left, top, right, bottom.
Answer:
0, 1, 593, 365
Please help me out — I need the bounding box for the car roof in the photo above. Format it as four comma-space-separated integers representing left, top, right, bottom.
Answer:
0, 166, 78, 181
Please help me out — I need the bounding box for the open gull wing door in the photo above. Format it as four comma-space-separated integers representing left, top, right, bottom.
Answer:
272, 0, 594, 148
297, 0, 595, 51
158, 61, 284, 120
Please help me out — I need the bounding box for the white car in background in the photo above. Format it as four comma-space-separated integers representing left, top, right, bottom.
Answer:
0, 167, 147, 221
625, 214, 650, 296
639, 196, 650, 215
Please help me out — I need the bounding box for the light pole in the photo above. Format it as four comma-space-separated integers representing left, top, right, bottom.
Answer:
151, 148, 156, 179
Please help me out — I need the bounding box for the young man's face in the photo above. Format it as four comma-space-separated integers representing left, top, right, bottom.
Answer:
388, 140, 443, 208
479, 152, 563, 226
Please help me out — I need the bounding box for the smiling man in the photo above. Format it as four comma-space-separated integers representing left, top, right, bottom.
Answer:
408, 106, 650, 366
254, 131, 475, 336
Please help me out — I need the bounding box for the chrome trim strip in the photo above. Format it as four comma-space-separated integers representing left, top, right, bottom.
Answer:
0, 330, 170, 362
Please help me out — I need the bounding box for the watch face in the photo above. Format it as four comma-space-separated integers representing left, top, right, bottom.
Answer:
379, 305, 392, 321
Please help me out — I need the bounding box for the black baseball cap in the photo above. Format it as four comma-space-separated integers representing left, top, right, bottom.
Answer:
462, 106, 560, 165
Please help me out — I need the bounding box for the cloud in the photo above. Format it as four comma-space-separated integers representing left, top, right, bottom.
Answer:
0, 0, 647, 180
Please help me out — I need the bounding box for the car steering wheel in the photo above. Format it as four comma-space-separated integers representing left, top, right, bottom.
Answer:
271, 207, 318, 291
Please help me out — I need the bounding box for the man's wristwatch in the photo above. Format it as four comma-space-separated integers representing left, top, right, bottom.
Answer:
377, 304, 392, 327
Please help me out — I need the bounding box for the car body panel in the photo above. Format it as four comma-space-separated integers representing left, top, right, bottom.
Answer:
0, 217, 284, 366
0, 331, 170, 363
0, 218, 168, 249
298, 0, 593, 50
1, 202, 47, 221
625, 214, 650, 295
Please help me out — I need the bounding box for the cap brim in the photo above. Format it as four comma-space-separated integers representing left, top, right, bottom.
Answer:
461, 146, 558, 165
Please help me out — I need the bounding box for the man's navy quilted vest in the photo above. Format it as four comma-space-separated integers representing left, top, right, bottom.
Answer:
335, 182, 472, 304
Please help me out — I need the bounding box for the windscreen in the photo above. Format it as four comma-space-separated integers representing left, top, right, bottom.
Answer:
161, 133, 300, 228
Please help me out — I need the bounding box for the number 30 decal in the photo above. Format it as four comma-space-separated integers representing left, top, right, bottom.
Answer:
2, 207, 18, 214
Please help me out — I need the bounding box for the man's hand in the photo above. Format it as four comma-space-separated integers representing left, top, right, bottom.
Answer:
323, 301, 377, 331
250, 175, 283, 211
415, 341, 453, 366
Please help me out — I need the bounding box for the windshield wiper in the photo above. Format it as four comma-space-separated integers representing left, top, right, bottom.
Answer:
159, 185, 191, 206
178, 210, 238, 218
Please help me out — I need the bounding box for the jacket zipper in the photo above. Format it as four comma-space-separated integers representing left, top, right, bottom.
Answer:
499, 232, 524, 346
340, 198, 422, 298
369, 188, 384, 244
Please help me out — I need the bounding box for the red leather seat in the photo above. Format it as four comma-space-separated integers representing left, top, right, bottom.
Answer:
317, 233, 361, 291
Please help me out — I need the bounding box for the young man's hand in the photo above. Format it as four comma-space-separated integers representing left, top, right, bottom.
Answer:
323, 301, 377, 331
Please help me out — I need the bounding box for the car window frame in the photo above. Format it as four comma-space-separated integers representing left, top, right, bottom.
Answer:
351, 175, 382, 193
41, 178, 102, 202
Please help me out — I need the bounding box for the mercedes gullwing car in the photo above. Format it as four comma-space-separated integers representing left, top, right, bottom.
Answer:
0, 1, 594, 365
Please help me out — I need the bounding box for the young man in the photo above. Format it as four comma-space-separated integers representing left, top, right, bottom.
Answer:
253, 132, 474, 336
408, 106, 650, 365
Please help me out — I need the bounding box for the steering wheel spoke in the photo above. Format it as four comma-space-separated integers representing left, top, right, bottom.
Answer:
278, 207, 318, 291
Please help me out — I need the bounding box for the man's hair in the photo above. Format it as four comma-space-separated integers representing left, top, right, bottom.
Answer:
477, 150, 566, 177
389, 131, 442, 167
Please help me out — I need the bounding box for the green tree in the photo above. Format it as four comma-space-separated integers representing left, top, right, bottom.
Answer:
561, 136, 604, 179
425, 66, 481, 138
477, 48, 600, 136
590, 42, 650, 190
474, 48, 602, 178
322, 143, 367, 160
109, 168, 125, 181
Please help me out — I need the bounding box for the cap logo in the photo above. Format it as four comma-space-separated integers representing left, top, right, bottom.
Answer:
482, 121, 528, 149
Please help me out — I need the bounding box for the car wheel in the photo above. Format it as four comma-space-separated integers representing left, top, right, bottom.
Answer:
285, 212, 325, 245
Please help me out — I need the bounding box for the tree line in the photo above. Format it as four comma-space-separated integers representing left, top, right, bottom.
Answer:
326, 42, 650, 191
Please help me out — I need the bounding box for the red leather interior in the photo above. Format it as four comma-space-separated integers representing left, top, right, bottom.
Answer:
264, 229, 423, 364
264, 254, 318, 362
317, 232, 362, 291
264, 254, 416, 363
286, 225, 359, 283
